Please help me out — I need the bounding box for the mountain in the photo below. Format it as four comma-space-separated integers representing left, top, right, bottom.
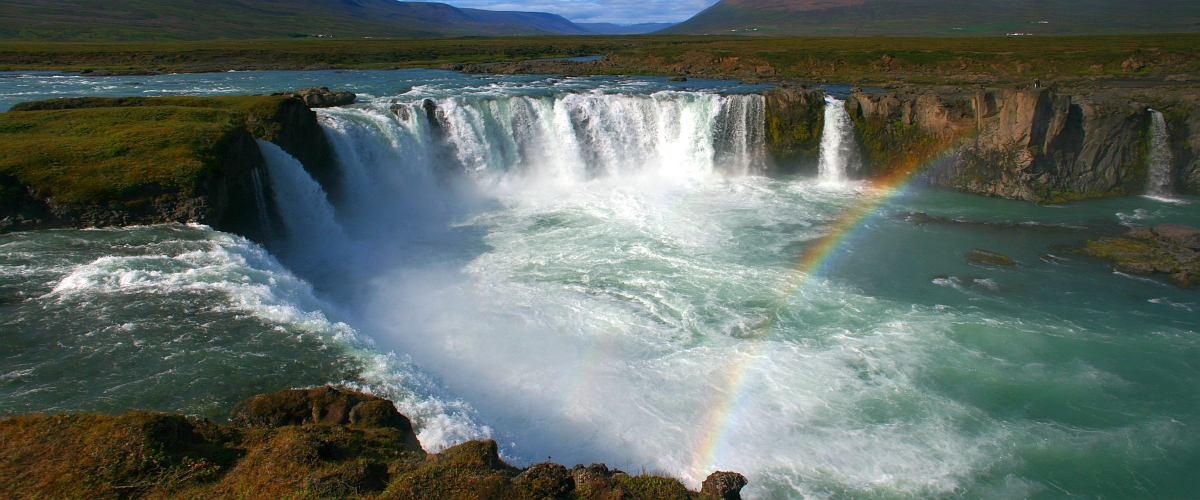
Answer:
663, 0, 1200, 36
577, 23, 677, 35
461, 8, 594, 35
0, 0, 596, 40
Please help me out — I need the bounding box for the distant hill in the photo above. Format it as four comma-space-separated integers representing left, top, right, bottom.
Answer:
663, 0, 1200, 36
460, 9, 594, 35
0, 0, 597, 40
577, 23, 677, 35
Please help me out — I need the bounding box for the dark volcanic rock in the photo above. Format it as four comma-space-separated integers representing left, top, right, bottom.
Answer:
701, 471, 748, 500
230, 386, 423, 453
762, 85, 827, 171
281, 86, 357, 108
965, 249, 1017, 266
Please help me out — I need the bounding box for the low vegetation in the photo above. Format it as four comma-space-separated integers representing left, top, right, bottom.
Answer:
1, 33, 1198, 87
0, 95, 300, 209
0, 387, 736, 500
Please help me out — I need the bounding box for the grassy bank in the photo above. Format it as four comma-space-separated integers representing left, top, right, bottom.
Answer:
0, 387, 724, 499
0, 96, 287, 207
1, 33, 1198, 86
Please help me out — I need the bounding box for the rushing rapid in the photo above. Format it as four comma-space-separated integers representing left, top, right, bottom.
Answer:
2, 70, 1199, 498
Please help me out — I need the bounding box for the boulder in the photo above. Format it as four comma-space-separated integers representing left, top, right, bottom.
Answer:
965, 249, 1016, 266
512, 463, 575, 499
668, 76, 688, 82
701, 471, 747, 500
230, 386, 423, 453
281, 86, 356, 108
1154, 224, 1200, 250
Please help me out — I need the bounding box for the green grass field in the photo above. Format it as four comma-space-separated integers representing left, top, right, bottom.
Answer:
0, 33, 1197, 86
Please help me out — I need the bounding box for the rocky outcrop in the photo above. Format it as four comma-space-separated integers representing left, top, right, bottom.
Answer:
230, 385, 424, 453
1078, 224, 1200, 287
0, 387, 743, 499
700, 471, 748, 500
964, 249, 1017, 266
278, 86, 357, 108
762, 85, 826, 172
835, 86, 1200, 202
0, 95, 339, 239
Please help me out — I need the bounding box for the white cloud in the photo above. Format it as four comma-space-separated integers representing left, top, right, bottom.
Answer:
431, 0, 721, 24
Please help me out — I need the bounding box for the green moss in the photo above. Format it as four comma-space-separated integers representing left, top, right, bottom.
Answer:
849, 108, 943, 177
0, 95, 298, 209
616, 475, 695, 500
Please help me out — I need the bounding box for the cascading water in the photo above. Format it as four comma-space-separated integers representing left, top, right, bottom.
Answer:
817, 96, 859, 183
361, 91, 767, 184
1146, 109, 1174, 197
6, 72, 1200, 500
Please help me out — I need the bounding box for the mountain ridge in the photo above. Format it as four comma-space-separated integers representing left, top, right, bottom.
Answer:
664, 0, 1200, 36
0, 0, 600, 40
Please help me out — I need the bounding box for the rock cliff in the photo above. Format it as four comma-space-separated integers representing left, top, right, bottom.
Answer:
0, 95, 340, 239
834, 86, 1200, 202
762, 85, 826, 172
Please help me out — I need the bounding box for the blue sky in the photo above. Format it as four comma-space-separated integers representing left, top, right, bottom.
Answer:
437, 0, 721, 24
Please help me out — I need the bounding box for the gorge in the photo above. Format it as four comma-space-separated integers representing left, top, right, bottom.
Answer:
2, 70, 1199, 498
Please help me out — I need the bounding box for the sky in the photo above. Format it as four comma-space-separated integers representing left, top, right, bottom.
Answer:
435, 0, 721, 24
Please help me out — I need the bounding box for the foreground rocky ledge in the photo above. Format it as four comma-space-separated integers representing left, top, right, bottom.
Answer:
0, 386, 746, 500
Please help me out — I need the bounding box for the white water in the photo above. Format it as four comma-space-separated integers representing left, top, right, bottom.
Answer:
818, 96, 858, 183
266, 91, 1021, 497
1146, 110, 1174, 197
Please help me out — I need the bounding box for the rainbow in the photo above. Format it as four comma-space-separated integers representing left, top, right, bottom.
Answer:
685, 139, 964, 480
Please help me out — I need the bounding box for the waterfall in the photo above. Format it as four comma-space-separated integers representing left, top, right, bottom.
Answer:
257, 140, 345, 244
1146, 110, 1174, 197
249, 167, 273, 238
818, 96, 859, 183
257, 140, 351, 280
347, 91, 767, 185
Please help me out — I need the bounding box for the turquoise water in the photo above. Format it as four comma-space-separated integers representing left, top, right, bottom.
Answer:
2, 70, 1198, 498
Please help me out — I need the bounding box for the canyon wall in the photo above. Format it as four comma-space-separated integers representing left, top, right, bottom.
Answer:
765, 85, 1200, 202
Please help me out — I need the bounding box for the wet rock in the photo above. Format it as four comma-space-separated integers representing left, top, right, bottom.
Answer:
701, 471, 747, 500
230, 386, 423, 453
965, 249, 1017, 266
668, 75, 688, 82
1169, 271, 1198, 288
1114, 261, 1155, 275
513, 462, 575, 499
280, 86, 356, 108
1126, 226, 1156, 239
1154, 223, 1200, 250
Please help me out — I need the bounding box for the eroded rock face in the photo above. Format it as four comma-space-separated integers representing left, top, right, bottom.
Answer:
230, 386, 424, 453
763, 85, 826, 171
833, 86, 1200, 202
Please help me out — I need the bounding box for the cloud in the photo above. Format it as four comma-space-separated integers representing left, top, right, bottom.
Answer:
434, 0, 721, 24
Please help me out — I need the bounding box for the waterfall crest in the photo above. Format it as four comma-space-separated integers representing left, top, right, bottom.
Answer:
1146, 110, 1174, 197
818, 96, 859, 183
339, 91, 767, 186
